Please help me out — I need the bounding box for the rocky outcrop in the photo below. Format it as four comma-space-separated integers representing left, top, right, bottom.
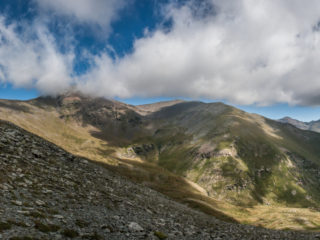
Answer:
132, 144, 155, 155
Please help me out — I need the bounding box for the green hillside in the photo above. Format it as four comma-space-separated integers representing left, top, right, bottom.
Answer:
1, 93, 320, 231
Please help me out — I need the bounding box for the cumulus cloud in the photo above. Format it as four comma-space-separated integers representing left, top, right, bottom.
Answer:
2, 0, 320, 105
0, 17, 74, 95
0, 0, 126, 95
77, 0, 320, 106
35, 0, 126, 30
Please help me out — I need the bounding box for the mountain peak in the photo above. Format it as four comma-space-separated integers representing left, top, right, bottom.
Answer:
135, 99, 186, 115
279, 116, 310, 130
279, 116, 295, 121
2, 94, 320, 232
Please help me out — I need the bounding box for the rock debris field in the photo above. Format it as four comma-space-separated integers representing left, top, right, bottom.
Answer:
0, 120, 319, 239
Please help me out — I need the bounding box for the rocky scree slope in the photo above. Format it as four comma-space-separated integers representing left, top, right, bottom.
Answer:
3, 120, 320, 239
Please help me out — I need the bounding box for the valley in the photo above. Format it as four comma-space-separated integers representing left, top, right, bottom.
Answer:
1, 92, 320, 233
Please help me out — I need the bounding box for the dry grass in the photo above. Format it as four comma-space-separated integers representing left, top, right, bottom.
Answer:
1, 100, 320, 231
235, 205, 320, 231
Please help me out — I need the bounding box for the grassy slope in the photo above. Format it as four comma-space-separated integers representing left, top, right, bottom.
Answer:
148, 104, 320, 205
1, 98, 320, 231
130, 102, 320, 230
0, 99, 239, 224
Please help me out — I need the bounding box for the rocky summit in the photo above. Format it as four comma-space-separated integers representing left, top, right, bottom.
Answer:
0, 121, 319, 239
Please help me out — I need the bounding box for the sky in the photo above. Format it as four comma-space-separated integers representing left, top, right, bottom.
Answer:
0, 0, 320, 121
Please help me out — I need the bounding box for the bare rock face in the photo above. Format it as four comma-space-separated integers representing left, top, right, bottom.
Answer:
1, 120, 319, 239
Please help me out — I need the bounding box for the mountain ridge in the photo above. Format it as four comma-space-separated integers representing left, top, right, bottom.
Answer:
1, 94, 320, 231
279, 116, 320, 133
2, 119, 320, 239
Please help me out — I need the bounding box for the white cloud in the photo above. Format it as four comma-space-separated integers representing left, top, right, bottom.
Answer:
35, 0, 126, 31
0, 18, 74, 95
2, 0, 320, 106
77, 0, 320, 106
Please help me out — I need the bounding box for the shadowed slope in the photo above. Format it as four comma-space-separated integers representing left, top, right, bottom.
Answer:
1, 93, 320, 231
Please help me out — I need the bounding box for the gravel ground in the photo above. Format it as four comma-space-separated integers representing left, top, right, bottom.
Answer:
0, 120, 319, 240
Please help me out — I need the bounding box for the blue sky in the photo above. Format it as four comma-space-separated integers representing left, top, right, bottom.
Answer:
0, 0, 320, 122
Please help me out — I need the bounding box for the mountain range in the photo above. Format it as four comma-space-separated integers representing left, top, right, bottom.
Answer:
1, 92, 320, 233
279, 117, 320, 133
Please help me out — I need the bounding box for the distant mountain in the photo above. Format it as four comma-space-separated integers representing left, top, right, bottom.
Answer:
279, 116, 320, 133
1, 92, 320, 231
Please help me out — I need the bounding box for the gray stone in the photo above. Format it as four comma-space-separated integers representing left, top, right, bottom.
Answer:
128, 222, 144, 232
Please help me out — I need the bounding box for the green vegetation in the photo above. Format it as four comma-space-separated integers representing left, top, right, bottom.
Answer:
62, 228, 79, 238
75, 219, 89, 228
2, 97, 320, 231
9, 237, 36, 240
26, 211, 45, 218
0, 221, 12, 232
154, 231, 168, 239
81, 232, 102, 240
158, 145, 194, 174
7, 220, 28, 228
34, 221, 60, 233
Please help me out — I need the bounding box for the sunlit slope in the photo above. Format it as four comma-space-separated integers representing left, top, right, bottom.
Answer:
136, 102, 320, 208
1, 94, 320, 231
0, 96, 237, 223
0, 98, 116, 164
